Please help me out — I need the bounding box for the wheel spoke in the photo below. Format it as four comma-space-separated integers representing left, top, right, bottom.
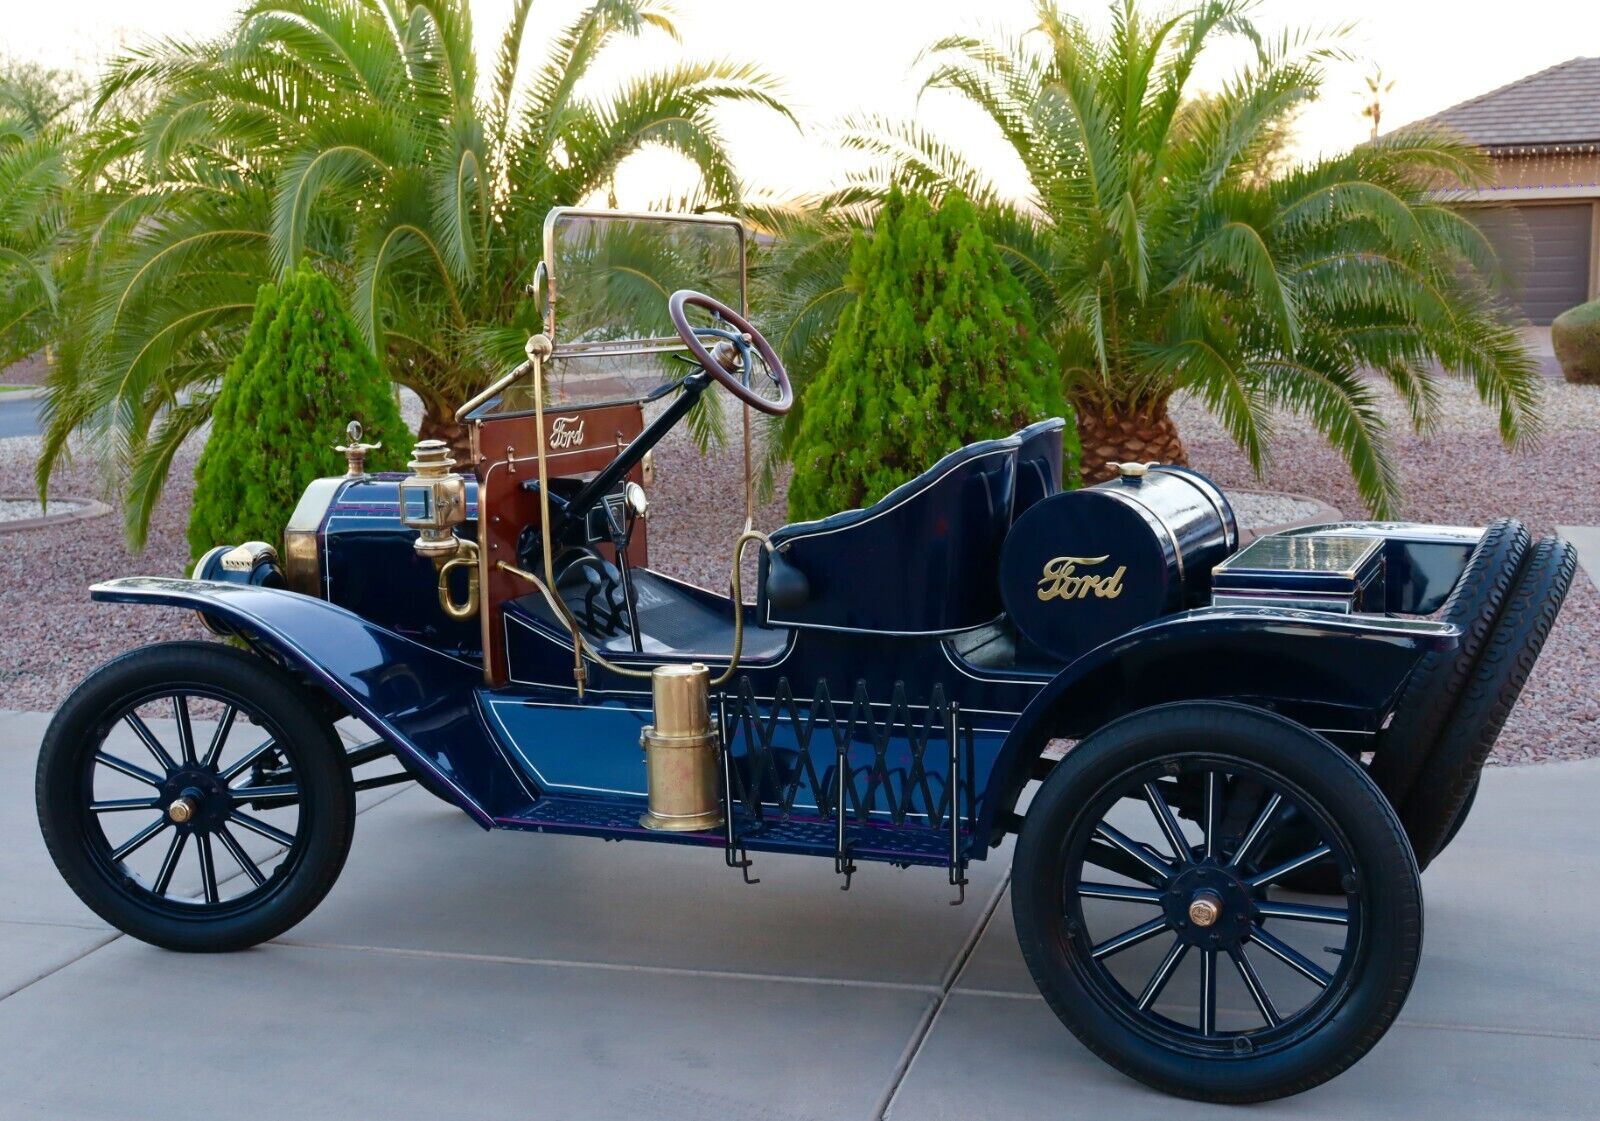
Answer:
229, 809, 296, 848
1084, 840, 1166, 885
110, 817, 168, 863
229, 783, 299, 806
1255, 899, 1349, 925
1248, 924, 1334, 988
1078, 881, 1163, 905
1246, 844, 1334, 889
1090, 915, 1170, 961
215, 825, 265, 888
152, 830, 187, 895
200, 704, 237, 770
1230, 945, 1281, 1027
1094, 822, 1176, 884
1143, 782, 1191, 865
124, 713, 177, 774
1136, 938, 1189, 1011
196, 834, 220, 904
1199, 949, 1218, 1035
1202, 771, 1220, 860
1228, 792, 1284, 869
173, 695, 196, 766
94, 752, 163, 788
90, 797, 161, 814
218, 740, 277, 784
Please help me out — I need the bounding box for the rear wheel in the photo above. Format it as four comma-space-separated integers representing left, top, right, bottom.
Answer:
37, 642, 354, 952
1012, 702, 1421, 1103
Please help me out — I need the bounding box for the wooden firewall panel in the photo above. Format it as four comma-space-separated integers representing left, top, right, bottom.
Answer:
471, 401, 647, 685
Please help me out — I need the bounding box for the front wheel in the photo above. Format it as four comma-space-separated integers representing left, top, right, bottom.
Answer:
37, 642, 355, 952
1012, 702, 1421, 1103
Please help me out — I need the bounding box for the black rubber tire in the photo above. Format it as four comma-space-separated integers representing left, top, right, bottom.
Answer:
1435, 776, 1479, 854
1013, 702, 1422, 1103
1369, 518, 1529, 808
37, 641, 355, 952
1270, 772, 1475, 893
1401, 536, 1578, 869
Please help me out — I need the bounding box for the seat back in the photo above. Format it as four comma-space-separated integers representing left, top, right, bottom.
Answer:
1012, 417, 1068, 520
760, 436, 1022, 634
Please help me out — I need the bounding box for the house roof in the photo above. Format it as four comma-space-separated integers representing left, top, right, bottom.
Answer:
1420, 56, 1600, 149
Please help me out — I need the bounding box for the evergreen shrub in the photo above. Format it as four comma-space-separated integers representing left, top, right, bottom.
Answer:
188, 264, 407, 559
786, 188, 1076, 521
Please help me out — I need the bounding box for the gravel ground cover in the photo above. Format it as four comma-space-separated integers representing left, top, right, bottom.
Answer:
1, 376, 1594, 765
1225, 491, 1323, 528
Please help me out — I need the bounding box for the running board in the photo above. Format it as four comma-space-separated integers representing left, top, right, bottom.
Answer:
493, 794, 964, 869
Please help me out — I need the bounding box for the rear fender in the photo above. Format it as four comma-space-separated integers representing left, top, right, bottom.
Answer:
90, 577, 527, 826
979, 606, 1459, 844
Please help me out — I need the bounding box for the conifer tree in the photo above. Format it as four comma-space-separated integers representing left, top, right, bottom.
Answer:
786, 188, 1076, 521
188, 264, 407, 559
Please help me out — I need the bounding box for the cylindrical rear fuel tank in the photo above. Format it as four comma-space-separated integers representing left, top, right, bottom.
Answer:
998, 464, 1237, 662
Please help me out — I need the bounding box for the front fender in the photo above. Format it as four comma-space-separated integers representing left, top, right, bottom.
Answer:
979, 606, 1458, 843
90, 577, 527, 827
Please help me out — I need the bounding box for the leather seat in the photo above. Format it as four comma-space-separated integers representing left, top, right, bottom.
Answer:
759, 435, 1022, 635
1012, 417, 1068, 519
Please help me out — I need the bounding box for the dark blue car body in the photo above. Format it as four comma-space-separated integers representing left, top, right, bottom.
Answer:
93, 451, 1467, 882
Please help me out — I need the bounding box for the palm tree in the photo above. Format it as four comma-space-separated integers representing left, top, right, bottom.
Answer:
36, 0, 790, 547
788, 0, 1539, 514
1361, 65, 1396, 142
0, 57, 88, 132
0, 112, 69, 373
0, 59, 82, 373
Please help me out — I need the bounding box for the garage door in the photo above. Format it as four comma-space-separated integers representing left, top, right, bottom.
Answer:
1470, 202, 1594, 324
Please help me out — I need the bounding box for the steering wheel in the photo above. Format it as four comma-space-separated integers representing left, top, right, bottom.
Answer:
668, 290, 792, 415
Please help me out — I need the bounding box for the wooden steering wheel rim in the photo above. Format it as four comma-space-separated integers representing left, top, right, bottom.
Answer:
667, 289, 792, 415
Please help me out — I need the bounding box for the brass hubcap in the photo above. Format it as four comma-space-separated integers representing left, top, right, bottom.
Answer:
167, 795, 199, 825
1187, 890, 1223, 928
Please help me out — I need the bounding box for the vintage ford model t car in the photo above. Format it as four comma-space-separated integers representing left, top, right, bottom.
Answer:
37, 209, 1578, 1102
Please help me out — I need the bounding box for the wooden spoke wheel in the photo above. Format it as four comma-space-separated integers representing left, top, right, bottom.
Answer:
1012, 702, 1421, 1103
37, 642, 354, 952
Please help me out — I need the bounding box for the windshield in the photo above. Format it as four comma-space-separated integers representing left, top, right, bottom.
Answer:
489, 208, 745, 410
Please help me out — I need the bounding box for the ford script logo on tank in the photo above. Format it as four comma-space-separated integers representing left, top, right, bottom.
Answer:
1037, 555, 1127, 601
549, 416, 586, 449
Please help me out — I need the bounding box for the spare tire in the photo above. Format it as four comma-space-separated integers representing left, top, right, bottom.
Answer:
1368, 518, 1529, 809
1401, 536, 1579, 869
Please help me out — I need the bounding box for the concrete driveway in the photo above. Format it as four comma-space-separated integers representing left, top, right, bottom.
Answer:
1, 708, 1597, 1119
0, 393, 42, 440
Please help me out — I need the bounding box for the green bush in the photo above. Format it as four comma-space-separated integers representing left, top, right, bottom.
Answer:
1552, 298, 1600, 386
786, 188, 1075, 521
188, 264, 407, 559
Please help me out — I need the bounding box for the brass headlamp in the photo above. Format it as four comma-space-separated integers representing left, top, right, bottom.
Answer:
399, 439, 479, 620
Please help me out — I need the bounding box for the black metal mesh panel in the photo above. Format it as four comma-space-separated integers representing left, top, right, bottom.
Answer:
720, 676, 971, 830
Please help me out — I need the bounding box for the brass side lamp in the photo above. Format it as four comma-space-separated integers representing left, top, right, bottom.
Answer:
399, 438, 479, 620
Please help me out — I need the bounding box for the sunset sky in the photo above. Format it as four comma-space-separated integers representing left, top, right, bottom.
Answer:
8, 0, 1599, 205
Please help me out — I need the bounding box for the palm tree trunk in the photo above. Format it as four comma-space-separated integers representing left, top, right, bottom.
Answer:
1075, 398, 1189, 484
417, 402, 474, 466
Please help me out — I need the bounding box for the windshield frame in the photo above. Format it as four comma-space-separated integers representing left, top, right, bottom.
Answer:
540, 206, 749, 361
